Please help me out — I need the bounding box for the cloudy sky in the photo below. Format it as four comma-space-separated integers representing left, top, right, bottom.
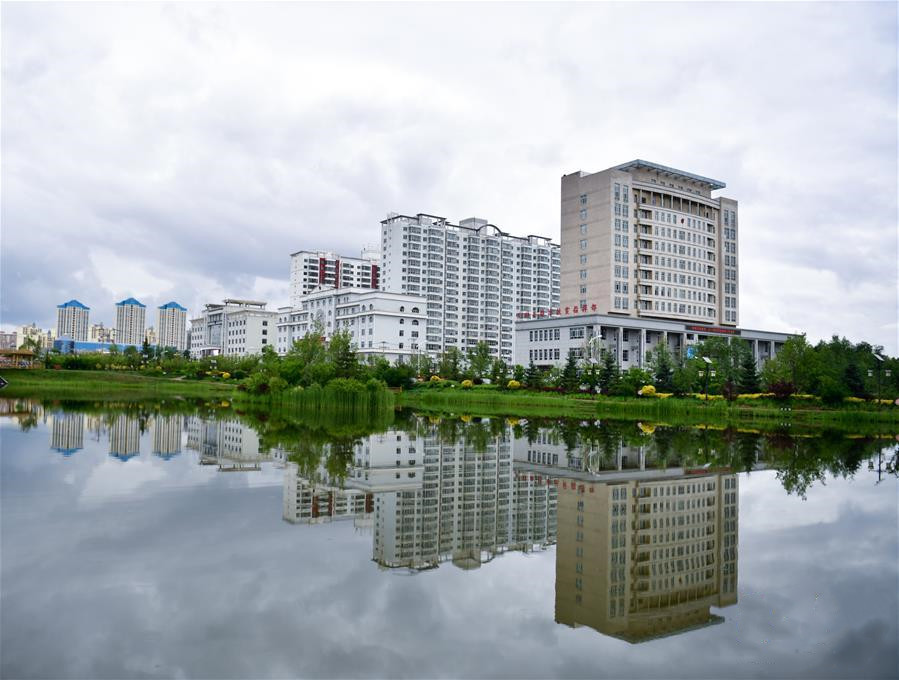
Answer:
2, 2, 897, 352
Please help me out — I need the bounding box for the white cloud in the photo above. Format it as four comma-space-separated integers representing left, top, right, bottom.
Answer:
1, 2, 896, 351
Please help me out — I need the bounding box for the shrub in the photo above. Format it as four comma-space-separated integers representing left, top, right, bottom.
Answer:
429, 375, 442, 382
507, 380, 521, 390
768, 380, 796, 399
638, 385, 657, 397
461, 379, 474, 389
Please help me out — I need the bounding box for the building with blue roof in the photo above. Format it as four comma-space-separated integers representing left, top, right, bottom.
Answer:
115, 297, 146, 346
56, 299, 90, 341
157, 301, 188, 352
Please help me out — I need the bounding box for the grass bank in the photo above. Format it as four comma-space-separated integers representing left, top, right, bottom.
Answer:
398, 386, 899, 433
0, 369, 236, 402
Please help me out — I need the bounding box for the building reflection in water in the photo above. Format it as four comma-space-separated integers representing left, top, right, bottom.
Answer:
50, 412, 85, 456
185, 417, 267, 471
150, 414, 183, 460
108, 413, 141, 461
281, 424, 558, 571
554, 471, 738, 643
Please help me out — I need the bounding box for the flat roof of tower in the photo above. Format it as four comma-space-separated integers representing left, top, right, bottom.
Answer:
612, 159, 726, 190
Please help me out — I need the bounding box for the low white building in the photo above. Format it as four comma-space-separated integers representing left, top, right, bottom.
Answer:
189, 299, 278, 358
277, 286, 427, 363
514, 312, 790, 370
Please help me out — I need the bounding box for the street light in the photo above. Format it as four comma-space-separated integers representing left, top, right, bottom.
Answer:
872, 353, 892, 405
700, 356, 716, 404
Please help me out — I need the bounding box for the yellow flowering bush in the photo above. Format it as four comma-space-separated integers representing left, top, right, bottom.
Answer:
221, 372, 231, 379
429, 375, 442, 382
506, 417, 520, 426
460, 414, 472, 422
638, 422, 656, 435
638, 385, 657, 397
461, 379, 473, 389
844, 396, 865, 403
507, 380, 521, 390
693, 393, 724, 401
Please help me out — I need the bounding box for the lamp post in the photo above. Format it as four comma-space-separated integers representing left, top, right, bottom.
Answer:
700, 356, 715, 404
871, 353, 892, 405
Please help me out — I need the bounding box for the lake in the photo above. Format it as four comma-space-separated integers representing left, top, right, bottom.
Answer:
1, 399, 896, 679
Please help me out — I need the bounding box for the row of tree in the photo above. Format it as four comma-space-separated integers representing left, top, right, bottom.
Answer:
33, 325, 898, 402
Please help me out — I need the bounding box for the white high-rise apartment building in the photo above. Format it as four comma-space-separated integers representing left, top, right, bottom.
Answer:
289, 247, 381, 306
56, 300, 89, 341
276, 286, 427, 363
380, 213, 561, 362
115, 297, 146, 346
188, 299, 277, 358
157, 301, 188, 351
561, 160, 738, 326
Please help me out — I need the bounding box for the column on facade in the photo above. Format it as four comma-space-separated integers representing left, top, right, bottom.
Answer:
616, 327, 623, 366
640, 329, 647, 368
753, 339, 760, 367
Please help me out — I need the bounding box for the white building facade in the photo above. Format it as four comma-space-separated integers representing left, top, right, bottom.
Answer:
157, 301, 188, 351
289, 248, 381, 306
277, 286, 427, 364
56, 300, 89, 341
189, 299, 277, 358
515, 313, 789, 370
379, 213, 560, 363
115, 297, 147, 346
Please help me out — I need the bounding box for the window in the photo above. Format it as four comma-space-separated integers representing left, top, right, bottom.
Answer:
579, 255, 587, 265
579, 270, 587, 280
579, 193, 587, 205
580, 239, 587, 250
579, 208, 587, 219
580, 224, 587, 235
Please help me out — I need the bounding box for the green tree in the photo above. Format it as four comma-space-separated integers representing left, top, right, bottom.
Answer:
489, 358, 509, 385
762, 335, 817, 393
582, 360, 600, 394
466, 341, 492, 381
597, 350, 619, 394
524, 360, 543, 389
438, 347, 464, 381
512, 364, 525, 383
559, 351, 581, 392
738, 348, 761, 394
648, 343, 675, 392
844, 361, 865, 398
328, 329, 358, 379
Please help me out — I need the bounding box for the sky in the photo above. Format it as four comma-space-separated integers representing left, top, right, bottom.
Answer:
2, 2, 897, 353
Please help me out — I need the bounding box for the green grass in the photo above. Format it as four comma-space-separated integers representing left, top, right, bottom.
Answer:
0, 369, 236, 401
398, 386, 899, 433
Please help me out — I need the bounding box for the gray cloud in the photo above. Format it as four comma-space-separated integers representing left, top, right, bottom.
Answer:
1, 3, 896, 350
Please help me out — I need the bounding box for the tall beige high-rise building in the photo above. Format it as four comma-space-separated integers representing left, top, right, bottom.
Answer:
56, 300, 90, 341
115, 297, 146, 346
555, 472, 738, 643
561, 160, 738, 326
156, 301, 187, 351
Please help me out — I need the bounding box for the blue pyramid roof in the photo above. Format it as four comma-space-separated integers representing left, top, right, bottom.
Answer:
58, 299, 89, 309
158, 301, 187, 311
116, 297, 146, 308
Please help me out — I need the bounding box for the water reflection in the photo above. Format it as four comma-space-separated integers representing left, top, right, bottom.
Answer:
2, 398, 897, 676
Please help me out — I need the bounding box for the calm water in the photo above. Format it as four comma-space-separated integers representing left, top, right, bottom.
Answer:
1, 400, 897, 679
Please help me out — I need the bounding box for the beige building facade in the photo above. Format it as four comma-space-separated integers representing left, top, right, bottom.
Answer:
560, 160, 738, 327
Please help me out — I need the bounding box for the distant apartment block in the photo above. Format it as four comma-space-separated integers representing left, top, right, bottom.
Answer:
189, 299, 277, 358
157, 301, 188, 351
379, 213, 560, 362
0, 331, 17, 350
560, 160, 738, 325
289, 247, 381, 306
17, 324, 55, 350
56, 299, 90, 341
145, 326, 157, 346
115, 297, 146, 346
276, 286, 427, 363
89, 323, 116, 344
